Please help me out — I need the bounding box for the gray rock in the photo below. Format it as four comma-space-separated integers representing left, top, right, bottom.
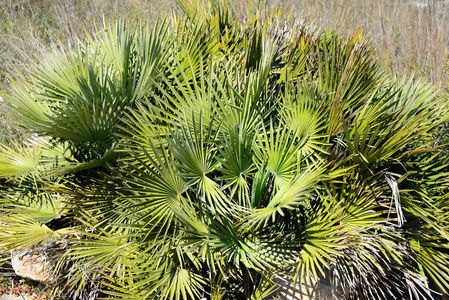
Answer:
10, 242, 65, 284
11, 250, 55, 284
0, 294, 27, 300
10, 241, 66, 284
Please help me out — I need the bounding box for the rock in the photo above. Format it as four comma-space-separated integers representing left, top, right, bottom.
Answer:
0, 295, 25, 300
0, 292, 43, 300
11, 251, 55, 284
10, 242, 64, 284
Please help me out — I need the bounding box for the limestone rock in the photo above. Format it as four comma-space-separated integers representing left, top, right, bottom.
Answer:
0, 295, 25, 300
10, 243, 64, 284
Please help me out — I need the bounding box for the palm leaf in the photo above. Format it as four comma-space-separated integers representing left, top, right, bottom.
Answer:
0, 214, 74, 250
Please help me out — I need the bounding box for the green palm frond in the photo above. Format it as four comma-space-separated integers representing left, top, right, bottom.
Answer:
0, 137, 74, 179
237, 41, 277, 132
343, 75, 447, 173
103, 264, 206, 300
1, 19, 170, 163
410, 234, 449, 295
167, 112, 236, 215
281, 85, 328, 162
217, 127, 256, 206
294, 197, 349, 285
1, 191, 67, 223
324, 177, 417, 299
0, 140, 43, 177
116, 147, 187, 238
255, 122, 303, 189
308, 30, 382, 138
249, 275, 278, 300
61, 231, 140, 297
247, 165, 324, 229
0, 213, 74, 250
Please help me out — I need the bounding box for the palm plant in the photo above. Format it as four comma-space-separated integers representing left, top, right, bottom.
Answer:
1, 0, 449, 299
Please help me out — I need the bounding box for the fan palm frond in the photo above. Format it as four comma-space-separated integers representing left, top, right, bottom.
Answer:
0, 213, 74, 250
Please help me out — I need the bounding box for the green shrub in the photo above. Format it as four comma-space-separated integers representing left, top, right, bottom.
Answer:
1, 1, 449, 299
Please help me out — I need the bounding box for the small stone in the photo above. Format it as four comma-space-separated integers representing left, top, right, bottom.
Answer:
11, 250, 56, 284
0, 295, 26, 300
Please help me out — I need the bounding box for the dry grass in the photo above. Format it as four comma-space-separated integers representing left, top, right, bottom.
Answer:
275, 0, 449, 89
0, 0, 178, 81
0, 0, 448, 86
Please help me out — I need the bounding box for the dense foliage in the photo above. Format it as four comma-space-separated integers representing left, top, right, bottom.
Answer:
1, 1, 449, 299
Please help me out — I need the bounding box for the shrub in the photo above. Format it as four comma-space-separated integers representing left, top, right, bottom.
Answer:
1, 1, 449, 299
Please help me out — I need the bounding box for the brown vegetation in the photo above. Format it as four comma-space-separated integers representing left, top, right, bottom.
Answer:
0, 0, 448, 87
